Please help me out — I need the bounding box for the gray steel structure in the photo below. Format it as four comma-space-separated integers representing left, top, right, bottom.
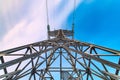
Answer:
0, 27, 120, 80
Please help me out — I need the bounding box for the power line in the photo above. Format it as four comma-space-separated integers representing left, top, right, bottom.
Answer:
46, 0, 49, 25
72, 0, 76, 25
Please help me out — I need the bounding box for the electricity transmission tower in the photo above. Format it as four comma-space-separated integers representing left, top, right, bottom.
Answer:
0, 26, 120, 80
0, 0, 120, 79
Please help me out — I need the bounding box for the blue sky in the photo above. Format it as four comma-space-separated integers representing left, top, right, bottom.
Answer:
67, 0, 120, 50
1, 0, 119, 51
0, 0, 120, 79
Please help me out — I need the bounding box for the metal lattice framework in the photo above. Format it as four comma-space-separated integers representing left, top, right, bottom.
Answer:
0, 28, 120, 80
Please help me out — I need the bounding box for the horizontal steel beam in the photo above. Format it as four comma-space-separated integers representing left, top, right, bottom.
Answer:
0, 38, 58, 56
94, 45, 120, 55
1, 38, 119, 55
69, 39, 120, 55
102, 71, 120, 80
78, 41, 120, 55
0, 70, 21, 79
91, 54, 120, 56
63, 46, 120, 70
0, 46, 58, 70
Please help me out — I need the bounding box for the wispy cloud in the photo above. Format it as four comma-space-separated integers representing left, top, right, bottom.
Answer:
0, 0, 82, 77
0, 0, 81, 51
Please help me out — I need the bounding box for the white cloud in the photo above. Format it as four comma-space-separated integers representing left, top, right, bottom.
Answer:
0, 0, 82, 50
51, 0, 82, 29
0, 0, 27, 36
0, 0, 82, 76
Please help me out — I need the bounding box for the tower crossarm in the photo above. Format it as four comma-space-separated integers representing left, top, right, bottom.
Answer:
0, 29, 120, 80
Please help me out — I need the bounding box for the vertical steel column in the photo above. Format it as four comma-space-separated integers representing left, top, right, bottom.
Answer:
45, 52, 48, 69
60, 48, 62, 80
115, 58, 120, 75
0, 56, 7, 74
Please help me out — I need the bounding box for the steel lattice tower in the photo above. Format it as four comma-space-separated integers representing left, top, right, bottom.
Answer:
0, 26, 120, 80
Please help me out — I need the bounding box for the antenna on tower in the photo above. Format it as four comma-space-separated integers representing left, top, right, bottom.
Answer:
72, 24, 74, 39
72, 0, 76, 39
47, 24, 50, 39
46, 0, 50, 39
